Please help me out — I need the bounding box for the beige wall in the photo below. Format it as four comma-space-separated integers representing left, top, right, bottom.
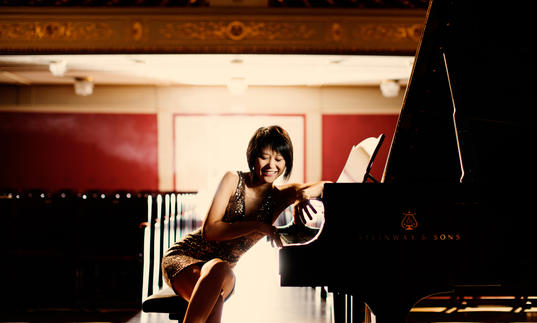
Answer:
0, 84, 404, 190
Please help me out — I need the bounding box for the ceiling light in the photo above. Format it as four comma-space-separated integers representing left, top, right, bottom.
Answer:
49, 60, 67, 77
380, 79, 400, 98
74, 76, 94, 96
227, 77, 248, 96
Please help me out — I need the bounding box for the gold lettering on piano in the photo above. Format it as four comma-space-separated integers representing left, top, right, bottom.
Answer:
401, 210, 418, 231
433, 233, 462, 241
358, 233, 462, 241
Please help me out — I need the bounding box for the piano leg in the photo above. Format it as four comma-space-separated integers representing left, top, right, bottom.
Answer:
332, 292, 345, 323
333, 292, 365, 323
320, 286, 328, 299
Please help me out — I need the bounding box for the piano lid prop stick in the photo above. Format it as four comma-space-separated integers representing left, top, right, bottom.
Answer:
443, 51, 465, 183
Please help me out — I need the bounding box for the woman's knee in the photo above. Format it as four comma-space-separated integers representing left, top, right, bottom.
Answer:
171, 264, 202, 301
201, 259, 234, 283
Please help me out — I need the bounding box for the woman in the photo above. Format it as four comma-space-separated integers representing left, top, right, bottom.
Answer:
161, 125, 328, 323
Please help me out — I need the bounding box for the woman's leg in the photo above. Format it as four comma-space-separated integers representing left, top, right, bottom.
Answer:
206, 295, 224, 323
171, 264, 202, 302
172, 259, 235, 323
183, 259, 235, 323
205, 261, 235, 323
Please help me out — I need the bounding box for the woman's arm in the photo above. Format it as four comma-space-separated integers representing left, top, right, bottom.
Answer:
201, 171, 275, 241
274, 181, 331, 223
277, 181, 329, 201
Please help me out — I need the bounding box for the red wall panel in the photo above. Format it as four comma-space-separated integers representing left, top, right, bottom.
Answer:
0, 112, 158, 192
322, 114, 399, 182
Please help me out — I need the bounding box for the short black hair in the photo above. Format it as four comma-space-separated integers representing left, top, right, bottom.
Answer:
246, 125, 293, 180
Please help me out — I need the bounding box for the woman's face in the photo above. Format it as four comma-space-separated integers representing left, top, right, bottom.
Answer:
254, 147, 286, 184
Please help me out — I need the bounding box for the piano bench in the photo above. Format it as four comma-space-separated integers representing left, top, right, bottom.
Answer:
142, 285, 188, 321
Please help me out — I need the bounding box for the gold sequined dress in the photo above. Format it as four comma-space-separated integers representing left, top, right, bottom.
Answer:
162, 171, 274, 290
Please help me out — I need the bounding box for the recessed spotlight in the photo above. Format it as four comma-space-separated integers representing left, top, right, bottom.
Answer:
49, 60, 67, 77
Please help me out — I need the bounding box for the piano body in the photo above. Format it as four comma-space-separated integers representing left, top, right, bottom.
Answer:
279, 0, 537, 322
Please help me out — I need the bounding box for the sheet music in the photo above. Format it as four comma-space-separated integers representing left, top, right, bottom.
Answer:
336, 135, 383, 183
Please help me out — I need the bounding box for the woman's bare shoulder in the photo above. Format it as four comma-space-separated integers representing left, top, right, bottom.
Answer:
219, 170, 240, 188
222, 170, 239, 180
207, 171, 240, 208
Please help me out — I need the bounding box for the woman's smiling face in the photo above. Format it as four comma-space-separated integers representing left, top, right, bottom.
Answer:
254, 147, 286, 184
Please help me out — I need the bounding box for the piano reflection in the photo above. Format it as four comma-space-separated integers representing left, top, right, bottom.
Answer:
278, 0, 537, 322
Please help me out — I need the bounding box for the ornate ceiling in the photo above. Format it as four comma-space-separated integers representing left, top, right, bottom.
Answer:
1, 0, 428, 8
0, 5, 427, 55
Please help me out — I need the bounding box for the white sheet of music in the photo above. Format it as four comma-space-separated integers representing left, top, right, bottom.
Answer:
336, 135, 383, 183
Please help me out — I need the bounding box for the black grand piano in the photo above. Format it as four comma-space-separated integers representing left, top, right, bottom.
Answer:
279, 0, 537, 322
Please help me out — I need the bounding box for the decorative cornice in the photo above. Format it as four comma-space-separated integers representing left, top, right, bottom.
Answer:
0, 8, 425, 54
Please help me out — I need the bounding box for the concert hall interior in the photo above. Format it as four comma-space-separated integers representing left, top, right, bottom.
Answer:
2, 1, 537, 322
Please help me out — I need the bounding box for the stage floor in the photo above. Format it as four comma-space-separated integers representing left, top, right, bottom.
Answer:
130, 239, 332, 323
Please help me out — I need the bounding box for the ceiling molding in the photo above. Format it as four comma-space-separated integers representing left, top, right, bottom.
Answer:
0, 7, 425, 55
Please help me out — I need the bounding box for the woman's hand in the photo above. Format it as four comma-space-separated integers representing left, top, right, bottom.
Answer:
274, 180, 329, 225
269, 229, 283, 248
257, 223, 283, 248
293, 191, 318, 224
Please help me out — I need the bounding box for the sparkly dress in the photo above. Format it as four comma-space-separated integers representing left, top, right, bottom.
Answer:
162, 171, 274, 289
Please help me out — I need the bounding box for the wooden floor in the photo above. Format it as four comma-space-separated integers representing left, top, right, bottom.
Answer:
0, 240, 331, 323
130, 287, 331, 323
5, 239, 537, 322
129, 240, 333, 323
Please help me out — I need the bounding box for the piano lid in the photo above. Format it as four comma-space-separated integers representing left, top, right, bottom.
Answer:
383, 0, 537, 186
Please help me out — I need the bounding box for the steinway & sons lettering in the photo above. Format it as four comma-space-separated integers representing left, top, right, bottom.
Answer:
358, 233, 462, 241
